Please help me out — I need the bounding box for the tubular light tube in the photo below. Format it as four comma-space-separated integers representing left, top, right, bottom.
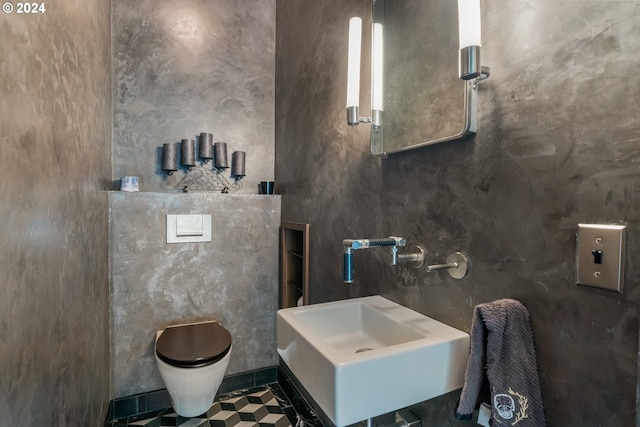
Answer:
458, 0, 482, 80
371, 23, 384, 115
346, 17, 362, 110
458, 0, 481, 49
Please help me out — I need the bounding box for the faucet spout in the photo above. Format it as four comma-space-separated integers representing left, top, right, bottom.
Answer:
343, 247, 354, 284
342, 236, 406, 283
342, 237, 406, 250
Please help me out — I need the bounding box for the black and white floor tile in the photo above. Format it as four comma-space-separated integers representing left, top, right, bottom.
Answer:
108, 384, 316, 427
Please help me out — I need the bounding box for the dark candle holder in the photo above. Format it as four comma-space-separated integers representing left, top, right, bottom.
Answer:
199, 133, 213, 163
162, 143, 178, 175
231, 151, 246, 178
181, 139, 196, 170
161, 136, 244, 193
214, 142, 229, 168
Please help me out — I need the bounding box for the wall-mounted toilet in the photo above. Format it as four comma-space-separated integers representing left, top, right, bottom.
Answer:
155, 321, 232, 417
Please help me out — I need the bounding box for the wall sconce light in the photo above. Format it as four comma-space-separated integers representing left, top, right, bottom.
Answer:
458, 0, 490, 83
346, 17, 367, 126
346, 17, 384, 128
371, 22, 383, 129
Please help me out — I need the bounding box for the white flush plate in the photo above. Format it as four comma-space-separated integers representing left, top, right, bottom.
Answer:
166, 214, 212, 243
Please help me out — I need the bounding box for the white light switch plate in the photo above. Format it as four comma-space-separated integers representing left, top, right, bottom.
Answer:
577, 224, 625, 293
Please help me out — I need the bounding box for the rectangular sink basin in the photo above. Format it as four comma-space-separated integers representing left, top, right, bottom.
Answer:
277, 295, 470, 427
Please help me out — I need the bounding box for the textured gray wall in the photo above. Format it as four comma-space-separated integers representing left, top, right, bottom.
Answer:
276, 0, 640, 426
0, 2, 112, 426
113, 0, 275, 193
110, 193, 280, 398
110, 0, 278, 400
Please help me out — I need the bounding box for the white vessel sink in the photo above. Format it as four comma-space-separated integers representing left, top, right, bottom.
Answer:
277, 295, 470, 427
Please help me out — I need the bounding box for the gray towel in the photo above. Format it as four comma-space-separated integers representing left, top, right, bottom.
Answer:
454, 299, 546, 426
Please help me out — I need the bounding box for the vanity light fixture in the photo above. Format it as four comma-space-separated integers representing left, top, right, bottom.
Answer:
347, 17, 384, 127
371, 22, 383, 128
347, 17, 366, 126
458, 0, 490, 83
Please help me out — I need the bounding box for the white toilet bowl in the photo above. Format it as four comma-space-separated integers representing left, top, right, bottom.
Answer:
155, 321, 232, 417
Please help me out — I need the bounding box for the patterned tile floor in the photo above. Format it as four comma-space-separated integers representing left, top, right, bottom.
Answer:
109, 384, 309, 427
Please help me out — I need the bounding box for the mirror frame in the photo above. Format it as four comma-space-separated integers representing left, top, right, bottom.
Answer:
371, 82, 477, 156
369, 0, 478, 157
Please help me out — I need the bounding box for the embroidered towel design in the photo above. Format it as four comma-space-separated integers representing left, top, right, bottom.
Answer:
454, 299, 546, 426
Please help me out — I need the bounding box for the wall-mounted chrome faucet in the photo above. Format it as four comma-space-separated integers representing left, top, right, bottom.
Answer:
342, 237, 470, 283
342, 237, 407, 283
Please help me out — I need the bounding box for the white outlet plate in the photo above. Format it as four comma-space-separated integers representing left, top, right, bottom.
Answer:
576, 224, 625, 293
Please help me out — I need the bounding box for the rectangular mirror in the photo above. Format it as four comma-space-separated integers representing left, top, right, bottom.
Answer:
371, 0, 477, 156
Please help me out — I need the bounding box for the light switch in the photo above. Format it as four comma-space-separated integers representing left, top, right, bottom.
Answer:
166, 214, 212, 243
576, 224, 625, 293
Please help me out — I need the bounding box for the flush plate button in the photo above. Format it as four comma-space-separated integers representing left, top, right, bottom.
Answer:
577, 224, 625, 293
166, 214, 212, 244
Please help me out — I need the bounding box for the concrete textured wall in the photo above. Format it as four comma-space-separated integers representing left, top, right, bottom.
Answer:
276, 0, 640, 425
113, 0, 275, 193
110, 0, 278, 399
0, 1, 112, 426
110, 193, 280, 398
